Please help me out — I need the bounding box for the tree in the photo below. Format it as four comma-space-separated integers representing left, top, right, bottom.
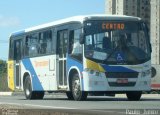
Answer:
0, 59, 7, 76
0, 59, 9, 91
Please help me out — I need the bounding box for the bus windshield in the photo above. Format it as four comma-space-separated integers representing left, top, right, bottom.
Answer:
84, 20, 151, 65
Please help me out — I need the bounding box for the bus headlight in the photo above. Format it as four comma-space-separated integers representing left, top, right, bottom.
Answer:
95, 72, 100, 76
141, 69, 151, 77
84, 68, 100, 77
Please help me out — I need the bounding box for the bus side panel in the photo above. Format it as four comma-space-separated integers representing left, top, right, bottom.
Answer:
21, 55, 57, 91
7, 60, 15, 90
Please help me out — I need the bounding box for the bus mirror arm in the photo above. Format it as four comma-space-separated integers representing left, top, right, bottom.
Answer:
150, 43, 152, 53
79, 33, 84, 44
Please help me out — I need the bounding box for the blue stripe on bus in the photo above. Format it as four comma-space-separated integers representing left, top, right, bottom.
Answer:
22, 58, 44, 91
101, 64, 137, 73
11, 30, 25, 37
66, 57, 83, 72
66, 56, 84, 90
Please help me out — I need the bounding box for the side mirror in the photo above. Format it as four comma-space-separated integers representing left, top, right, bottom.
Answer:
79, 33, 84, 44
151, 66, 156, 78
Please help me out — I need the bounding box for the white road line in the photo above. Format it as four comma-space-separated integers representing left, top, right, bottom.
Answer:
0, 102, 125, 114
23, 103, 77, 110
0, 102, 76, 109
87, 109, 125, 114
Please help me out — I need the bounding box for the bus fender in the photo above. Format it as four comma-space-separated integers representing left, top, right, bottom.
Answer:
22, 71, 32, 90
68, 66, 81, 91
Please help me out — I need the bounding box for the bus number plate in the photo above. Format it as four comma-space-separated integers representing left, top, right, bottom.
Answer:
116, 79, 128, 84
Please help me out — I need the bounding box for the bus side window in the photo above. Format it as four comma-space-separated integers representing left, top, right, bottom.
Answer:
69, 31, 74, 54
69, 29, 82, 61
26, 34, 38, 57
9, 39, 14, 60
25, 36, 29, 57
38, 30, 52, 54
14, 40, 21, 60
85, 35, 93, 50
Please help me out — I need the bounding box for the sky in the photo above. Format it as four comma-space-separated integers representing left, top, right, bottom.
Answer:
0, 0, 105, 60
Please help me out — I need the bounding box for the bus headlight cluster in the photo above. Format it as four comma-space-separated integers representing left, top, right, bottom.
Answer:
141, 69, 151, 77
84, 68, 100, 77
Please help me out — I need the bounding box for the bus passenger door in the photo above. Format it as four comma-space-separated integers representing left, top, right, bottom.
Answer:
14, 39, 22, 89
57, 30, 68, 89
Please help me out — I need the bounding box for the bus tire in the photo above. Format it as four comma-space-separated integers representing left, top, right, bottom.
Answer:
24, 75, 34, 99
24, 76, 45, 100
126, 91, 142, 101
71, 74, 88, 101
66, 91, 74, 100
33, 91, 45, 99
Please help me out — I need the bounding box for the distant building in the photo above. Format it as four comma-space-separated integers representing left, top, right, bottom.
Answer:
105, 0, 150, 29
105, 0, 160, 64
150, 0, 160, 64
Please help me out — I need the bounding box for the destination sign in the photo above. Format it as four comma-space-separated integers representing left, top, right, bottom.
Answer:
102, 23, 125, 30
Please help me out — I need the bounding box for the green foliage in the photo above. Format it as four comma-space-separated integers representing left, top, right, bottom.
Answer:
0, 59, 9, 91
0, 59, 7, 76
0, 73, 10, 91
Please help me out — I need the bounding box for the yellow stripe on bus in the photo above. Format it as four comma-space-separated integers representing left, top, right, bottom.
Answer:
86, 59, 105, 72
7, 60, 15, 90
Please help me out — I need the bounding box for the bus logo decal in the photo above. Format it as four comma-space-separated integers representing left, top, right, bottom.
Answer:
34, 60, 49, 67
116, 53, 124, 62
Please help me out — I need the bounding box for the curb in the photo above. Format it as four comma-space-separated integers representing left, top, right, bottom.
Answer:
10, 92, 65, 96
12, 91, 24, 96
0, 92, 65, 96
1, 92, 159, 98
0, 92, 12, 96
116, 94, 160, 98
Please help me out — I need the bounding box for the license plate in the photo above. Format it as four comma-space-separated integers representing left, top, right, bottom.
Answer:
116, 79, 128, 83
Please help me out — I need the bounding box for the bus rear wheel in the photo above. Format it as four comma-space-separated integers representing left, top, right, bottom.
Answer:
66, 91, 74, 100
33, 91, 45, 99
71, 74, 88, 101
24, 75, 33, 99
126, 91, 142, 101
24, 76, 44, 100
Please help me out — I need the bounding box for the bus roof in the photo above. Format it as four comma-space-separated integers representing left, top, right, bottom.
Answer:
10, 14, 141, 37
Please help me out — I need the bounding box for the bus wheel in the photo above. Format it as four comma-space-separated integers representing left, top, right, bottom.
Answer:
24, 75, 34, 99
126, 91, 142, 101
33, 91, 45, 99
66, 91, 74, 100
71, 74, 88, 101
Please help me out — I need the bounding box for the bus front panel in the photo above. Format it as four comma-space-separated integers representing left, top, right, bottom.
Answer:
7, 60, 15, 90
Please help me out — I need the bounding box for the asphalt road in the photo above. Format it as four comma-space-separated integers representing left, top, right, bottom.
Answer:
0, 94, 160, 115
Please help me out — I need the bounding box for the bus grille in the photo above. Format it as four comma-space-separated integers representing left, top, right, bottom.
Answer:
108, 82, 136, 87
106, 72, 138, 87
105, 72, 138, 78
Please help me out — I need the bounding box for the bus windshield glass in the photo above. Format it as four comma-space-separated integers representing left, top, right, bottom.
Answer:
84, 20, 151, 65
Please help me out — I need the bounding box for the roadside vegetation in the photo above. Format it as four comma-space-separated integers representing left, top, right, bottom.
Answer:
0, 59, 10, 91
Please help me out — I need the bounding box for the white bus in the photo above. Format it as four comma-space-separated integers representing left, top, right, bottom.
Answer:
8, 15, 152, 101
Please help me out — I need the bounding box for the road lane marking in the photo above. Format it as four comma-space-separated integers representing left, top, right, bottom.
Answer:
22, 103, 78, 109
0, 102, 76, 109
0, 102, 125, 114
86, 109, 125, 114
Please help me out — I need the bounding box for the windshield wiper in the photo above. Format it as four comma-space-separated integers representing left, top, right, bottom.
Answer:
104, 45, 120, 62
